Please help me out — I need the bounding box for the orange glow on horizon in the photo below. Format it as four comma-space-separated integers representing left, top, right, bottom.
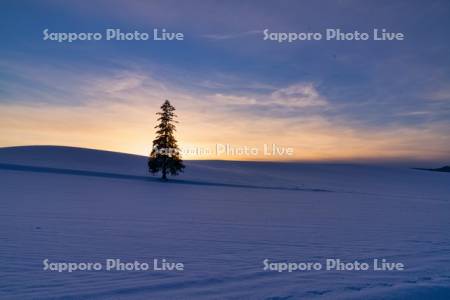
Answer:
0, 101, 448, 163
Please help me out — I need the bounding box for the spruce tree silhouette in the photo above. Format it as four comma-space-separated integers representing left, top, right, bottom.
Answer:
148, 100, 185, 180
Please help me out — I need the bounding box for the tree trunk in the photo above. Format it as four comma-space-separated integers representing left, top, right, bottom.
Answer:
162, 156, 167, 180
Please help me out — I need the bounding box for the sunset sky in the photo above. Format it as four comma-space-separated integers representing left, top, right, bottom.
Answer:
1, 0, 450, 164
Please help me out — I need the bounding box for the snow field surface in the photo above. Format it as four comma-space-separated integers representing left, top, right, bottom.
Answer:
0, 146, 449, 299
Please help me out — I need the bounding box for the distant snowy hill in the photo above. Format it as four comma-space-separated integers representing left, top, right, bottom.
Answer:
435, 166, 450, 172
416, 166, 450, 173
1, 146, 449, 299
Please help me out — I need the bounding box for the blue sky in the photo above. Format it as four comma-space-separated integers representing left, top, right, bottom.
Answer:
1, 0, 449, 164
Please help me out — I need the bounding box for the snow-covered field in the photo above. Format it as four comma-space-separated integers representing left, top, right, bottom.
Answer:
1, 146, 449, 299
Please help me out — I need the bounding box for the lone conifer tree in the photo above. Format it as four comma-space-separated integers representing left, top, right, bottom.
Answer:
148, 100, 185, 180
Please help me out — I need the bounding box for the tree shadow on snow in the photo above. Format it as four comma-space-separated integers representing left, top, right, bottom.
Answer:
0, 163, 332, 193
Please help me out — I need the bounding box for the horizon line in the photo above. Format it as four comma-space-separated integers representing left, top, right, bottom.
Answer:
0, 144, 448, 167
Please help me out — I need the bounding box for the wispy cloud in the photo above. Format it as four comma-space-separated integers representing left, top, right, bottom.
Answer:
271, 83, 328, 108
1, 60, 449, 162
201, 30, 262, 40
429, 86, 450, 101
